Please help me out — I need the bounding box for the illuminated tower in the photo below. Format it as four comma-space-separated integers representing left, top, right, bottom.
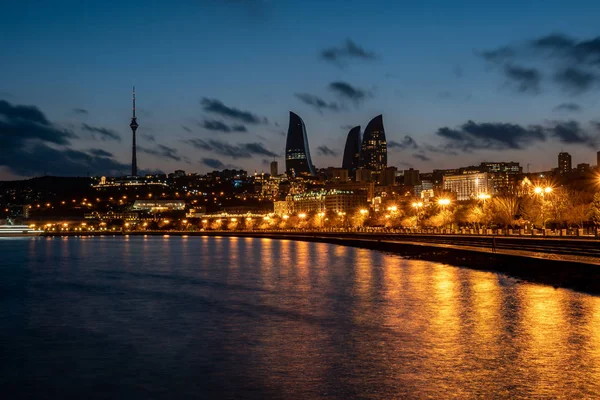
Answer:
129, 86, 139, 176
359, 115, 387, 171
285, 111, 316, 177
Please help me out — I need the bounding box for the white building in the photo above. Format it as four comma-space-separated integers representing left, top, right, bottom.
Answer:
443, 172, 490, 201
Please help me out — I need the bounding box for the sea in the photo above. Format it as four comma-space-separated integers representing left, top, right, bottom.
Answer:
1, 235, 599, 399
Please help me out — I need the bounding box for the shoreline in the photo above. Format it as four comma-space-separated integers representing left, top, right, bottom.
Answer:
43, 230, 600, 295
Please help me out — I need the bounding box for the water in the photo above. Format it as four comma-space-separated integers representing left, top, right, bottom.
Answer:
1, 236, 600, 399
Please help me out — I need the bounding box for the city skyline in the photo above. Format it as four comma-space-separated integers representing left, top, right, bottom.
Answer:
2, 1, 600, 180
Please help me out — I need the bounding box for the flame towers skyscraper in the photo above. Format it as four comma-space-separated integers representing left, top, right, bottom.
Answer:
359, 115, 387, 171
129, 86, 139, 176
285, 111, 316, 177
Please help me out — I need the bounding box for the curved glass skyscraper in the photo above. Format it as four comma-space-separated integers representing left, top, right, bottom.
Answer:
342, 125, 361, 177
359, 115, 387, 171
285, 111, 316, 177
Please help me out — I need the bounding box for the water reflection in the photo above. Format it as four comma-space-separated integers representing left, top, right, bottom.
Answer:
2, 236, 600, 398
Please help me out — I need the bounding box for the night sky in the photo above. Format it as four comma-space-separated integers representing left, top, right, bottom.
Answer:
1, 0, 600, 180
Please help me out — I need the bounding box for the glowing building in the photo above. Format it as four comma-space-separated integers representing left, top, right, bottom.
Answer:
285, 112, 316, 177
359, 115, 387, 171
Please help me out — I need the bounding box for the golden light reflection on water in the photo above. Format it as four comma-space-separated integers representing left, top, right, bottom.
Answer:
25, 236, 600, 398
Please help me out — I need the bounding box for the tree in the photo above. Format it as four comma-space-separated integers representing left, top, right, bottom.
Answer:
490, 196, 520, 227
589, 192, 600, 226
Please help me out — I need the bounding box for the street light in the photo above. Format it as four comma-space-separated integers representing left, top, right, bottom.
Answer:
438, 198, 451, 209
359, 209, 368, 215
298, 213, 306, 219
412, 201, 423, 228
534, 186, 553, 231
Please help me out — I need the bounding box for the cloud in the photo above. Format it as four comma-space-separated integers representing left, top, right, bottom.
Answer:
87, 148, 113, 157
316, 146, 338, 156
81, 123, 121, 142
320, 39, 378, 66
553, 103, 582, 113
329, 81, 369, 102
480, 33, 600, 94
388, 135, 418, 150
140, 133, 155, 142
0, 100, 76, 152
201, 158, 226, 169
554, 67, 597, 92
73, 108, 89, 115
435, 120, 546, 151
182, 125, 193, 133
200, 119, 247, 133
435, 119, 599, 152
294, 93, 340, 113
0, 100, 134, 177
503, 64, 541, 93
200, 98, 267, 124
413, 153, 431, 162
185, 138, 278, 159
548, 120, 598, 146
138, 144, 183, 162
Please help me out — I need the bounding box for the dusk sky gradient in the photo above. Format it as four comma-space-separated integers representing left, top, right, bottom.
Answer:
2, 0, 600, 179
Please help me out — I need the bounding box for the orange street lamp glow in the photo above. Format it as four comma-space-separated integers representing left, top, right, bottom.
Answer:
298, 213, 307, 219
438, 199, 451, 206
283, 215, 289, 220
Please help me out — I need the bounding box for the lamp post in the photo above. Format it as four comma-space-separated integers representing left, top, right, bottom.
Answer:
318, 212, 325, 230
534, 186, 552, 232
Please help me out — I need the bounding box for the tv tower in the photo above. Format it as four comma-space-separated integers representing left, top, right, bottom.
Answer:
129, 86, 139, 176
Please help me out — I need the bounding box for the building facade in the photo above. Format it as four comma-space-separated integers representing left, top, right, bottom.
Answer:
359, 115, 387, 171
558, 152, 572, 174
443, 172, 490, 201
342, 126, 361, 178
285, 111, 316, 177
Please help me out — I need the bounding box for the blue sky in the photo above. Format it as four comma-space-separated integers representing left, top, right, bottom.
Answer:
1, 0, 600, 179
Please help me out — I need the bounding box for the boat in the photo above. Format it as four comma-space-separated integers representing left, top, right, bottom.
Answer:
0, 218, 44, 237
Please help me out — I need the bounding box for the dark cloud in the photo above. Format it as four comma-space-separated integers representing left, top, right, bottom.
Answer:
481, 33, 600, 94
554, 67, 597, 92
388, 135, 418, 150
201, 119, 247, 133
329, 81, 368, 102
140, 133, 155, 142
316, 146, 338, 156
553, 102, 582, 113
549, 120, 598, 146
200, 98, 267, 124
294, 93, 340, 113
182, 125, 193, 133
0, 100, 76, 152
503, 64, 541, 93
413, 153, 431, 162
185, 138, 278, 159
435, 120, 546, 151
81, 123, 121, 142
436, 119, 599, 152
320, 39, 378, 66
138, 144, 182, 162
73, 108, 89, 115
0, 100, 133, 177
201, 158, 225, 169
87, 148, 113, 157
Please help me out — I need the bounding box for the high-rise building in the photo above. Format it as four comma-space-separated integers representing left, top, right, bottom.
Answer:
359, 115, 387, 171
270, 161, 278, 176
558, 152, 572, 174
596, 151, 600, 168
129, 86, 139, 177
285, 111, 316, 177
403, 168, 420, 186
342, 126, 361, 178
379, 167, 397, 186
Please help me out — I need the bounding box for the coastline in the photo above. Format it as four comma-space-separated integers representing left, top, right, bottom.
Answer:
43, 230, 600, 295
